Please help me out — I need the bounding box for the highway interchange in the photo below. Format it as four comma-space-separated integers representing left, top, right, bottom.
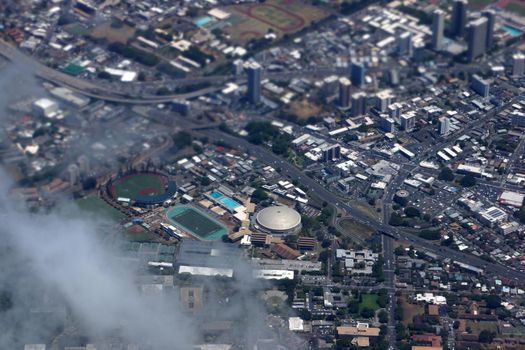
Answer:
2, 33, 525, 350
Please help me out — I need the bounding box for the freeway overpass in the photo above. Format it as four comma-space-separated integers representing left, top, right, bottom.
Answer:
0, 40, 405, 104
0, 40, 221, 104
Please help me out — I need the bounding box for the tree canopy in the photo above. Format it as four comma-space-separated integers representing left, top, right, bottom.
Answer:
438, 167, 455, 181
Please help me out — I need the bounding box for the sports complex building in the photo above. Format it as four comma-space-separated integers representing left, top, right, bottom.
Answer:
106, 171, 176, 207
254, 205, 302, 235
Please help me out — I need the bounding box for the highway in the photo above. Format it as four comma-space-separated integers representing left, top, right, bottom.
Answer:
0, 40, 407, 105
198, 128, 525, 284
382, 235, 397, 349
0, 40, 222, 104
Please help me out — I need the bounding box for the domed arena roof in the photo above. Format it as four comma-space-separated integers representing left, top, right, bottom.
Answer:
256, 206, 301, 232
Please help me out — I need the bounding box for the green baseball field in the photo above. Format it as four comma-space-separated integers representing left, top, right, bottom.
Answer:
166, 205, 227, 241
111, 173, 165, 200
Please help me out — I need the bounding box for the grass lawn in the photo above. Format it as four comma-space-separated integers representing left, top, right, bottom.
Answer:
164, 145, 196, 163
506, 2, 525, 16
287, 149, 305, 168
339, 218, 375, 241
113, 174, 164, 200
76, 196, 126, 222
286, 99, 322, 120
467, 0, 495, 10
90, 21, 136, 44
400, 297, 425, 326
467, 320, 499, 335
224, 0, 328, 44
359, 294, 380, 312
349, 200, 381, 220
125, 230, 160, 243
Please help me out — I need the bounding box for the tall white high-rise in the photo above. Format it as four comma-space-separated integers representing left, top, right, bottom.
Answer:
398, 31, 413, 57
432, 9, 445, 50
77, 155, 90, 174
400, 114, 415, 132
467, 17, 488, 62
438, 116, 451, 135
512, 53, 525, 77
68, 164, 80, 185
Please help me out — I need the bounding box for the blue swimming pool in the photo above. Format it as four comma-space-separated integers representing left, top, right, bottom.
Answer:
220, 197, 241, 210
195, 17, 212, 26
210, 191, 223, 199
503, 25, 522, 37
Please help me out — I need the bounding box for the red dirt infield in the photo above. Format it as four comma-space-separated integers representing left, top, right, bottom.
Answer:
138, 187, 161, 196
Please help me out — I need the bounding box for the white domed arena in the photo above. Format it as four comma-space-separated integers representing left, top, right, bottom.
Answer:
254, 205, 302, 235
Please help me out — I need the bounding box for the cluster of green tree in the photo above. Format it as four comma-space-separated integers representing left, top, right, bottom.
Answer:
97, 70, 112, 80
251, 188, 269, 203
372, 255, 384, 282
438, 167, 455, 182
377, 289, 388, 308
404, 207, 420, 218
136, 27, 156, 40
358, 123, 373, 133
347, 299, 375, 319
344, 133, 359, 142
460, 174, 477, 187
419, 229, 441, 240
278, 112, 322, 126
397, 5, 433, 25
394, 195, 408, 207
156, 62, 186, 78
478, 330, 496, 343
394, 246, 406, 256
495, 138, 518, 153
389, 212, 405, 226
246, 36, 274, 52
246, 121, 279, 145
441, 232, 454, 246
173, 82, 212, 94
297, 308, 312, 321
108, 42, 159, 67
272, 134, 293, 155
340, 0, 379, 16
396, 322, 408, 341
82, 177, 97, 191
302, 215, 321, 232
156, 87, 171, 96
318, 207, 333, 226
172, 131, 192, 150
378, 310, 388, 323
275, 278, 297, 304
484, 294, 501, 309
183, 46, 214, 66
245, 121, 292, 155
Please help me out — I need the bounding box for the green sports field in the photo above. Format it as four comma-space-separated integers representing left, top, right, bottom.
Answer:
76, 196, 126, 222
112, 173, 165, 200
166, 206, 227, 241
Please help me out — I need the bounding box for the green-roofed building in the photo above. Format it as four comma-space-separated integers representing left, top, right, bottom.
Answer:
63, 63, 85, 76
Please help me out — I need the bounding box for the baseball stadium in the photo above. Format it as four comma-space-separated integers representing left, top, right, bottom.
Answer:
166, 205, 227, 241
107, 171, 176, 207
